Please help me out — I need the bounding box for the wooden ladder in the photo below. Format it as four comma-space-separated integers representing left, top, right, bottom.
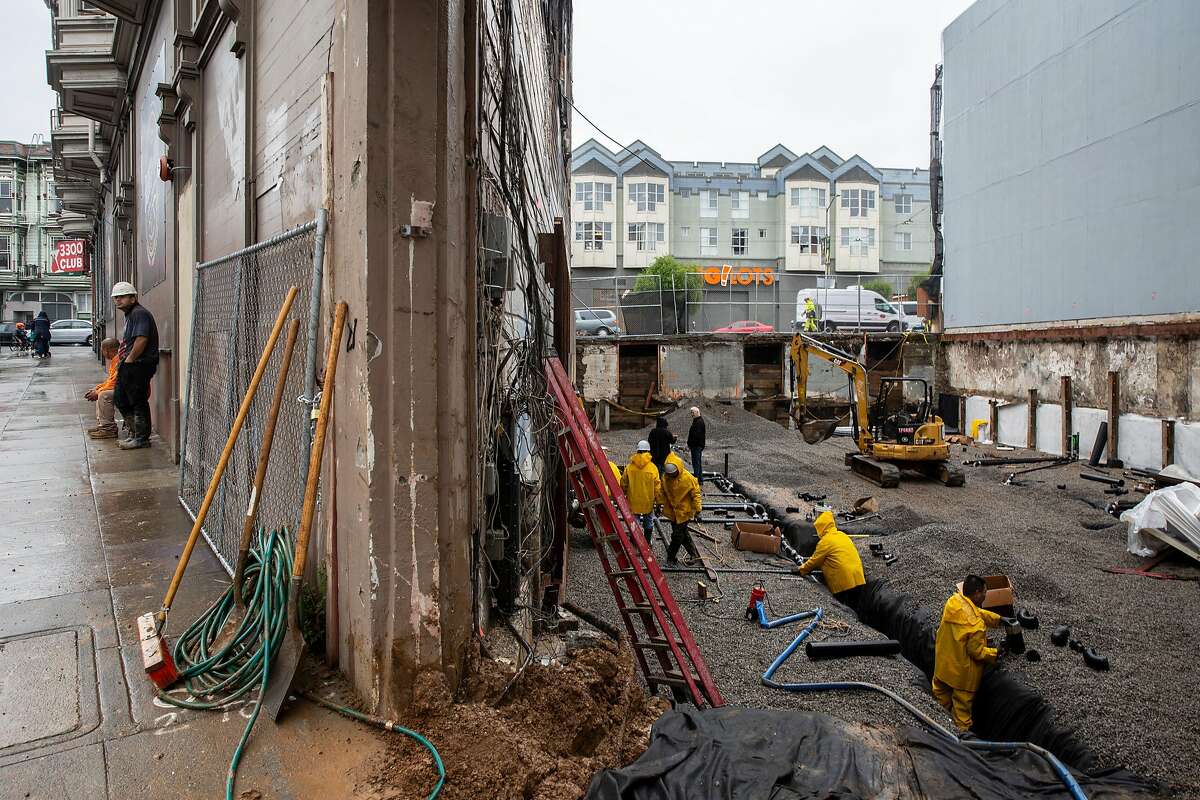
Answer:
544, 356, 723, 708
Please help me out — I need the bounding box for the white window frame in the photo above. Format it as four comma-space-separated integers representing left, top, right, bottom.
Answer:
629, 182, 665, 212
0, 233, 9, 270
841, 188, 876, 217
701, 189, 718, 218
575, 181, 613, 211
790, 187, 826, 215
841, 227, 875, 256
731, 190, 749, 219
578, 221, 611, 251
0, 180, 11, 215
700, 227, 717, 256
895, 231, 912, 251
731, 227, 748, 256
75, 291, 92, 314
894, 193, 912, 214
680, 226, 690, 238
628, 222, 664, 252
792, 225, 824, 254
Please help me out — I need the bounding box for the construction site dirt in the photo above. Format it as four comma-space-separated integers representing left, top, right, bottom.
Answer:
351, 642, 666, 799
570, 401, 1200, 799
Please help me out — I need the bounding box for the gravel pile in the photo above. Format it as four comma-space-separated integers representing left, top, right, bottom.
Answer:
575, 400, 1198, 797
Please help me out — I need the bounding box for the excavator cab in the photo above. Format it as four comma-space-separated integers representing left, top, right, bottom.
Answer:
868, 377, 933, 444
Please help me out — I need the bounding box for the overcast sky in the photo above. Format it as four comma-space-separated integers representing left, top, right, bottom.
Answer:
3, 0, 975, 165
572, 0, 975, 168
1, 1, 56, 144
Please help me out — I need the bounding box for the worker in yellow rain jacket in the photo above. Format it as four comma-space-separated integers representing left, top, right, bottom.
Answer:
932, 574, 1003, 731
657, 461, 702, 565
794, 510, 866, 608
620, 440, 660, 540
664, 449, 688, 477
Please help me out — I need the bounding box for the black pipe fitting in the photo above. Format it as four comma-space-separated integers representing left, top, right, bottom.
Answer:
1017, 609, 1039, 630
1025, 649, 1041, 662
1050, 625, 1070, 647
1069, 639, 1084, 652
1083, 648, 1110, 671
805, 639, 902, 660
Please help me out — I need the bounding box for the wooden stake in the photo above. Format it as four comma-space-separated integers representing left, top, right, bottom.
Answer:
1027, 388, 1038, 450
1108, 371, 1120, 463
1061, 375, 1073, 457
1163, 419, 1175, 468
989, 400, 999, 444
957, 395, 967, 435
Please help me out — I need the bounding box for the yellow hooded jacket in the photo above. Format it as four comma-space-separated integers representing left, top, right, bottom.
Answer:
657, 469, 702, 524
796, 511, 866, 594
620, 452, 660, 515
934, 592, 1002, 692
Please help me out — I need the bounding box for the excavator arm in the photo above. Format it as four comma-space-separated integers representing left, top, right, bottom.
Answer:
789, 333, 873, 450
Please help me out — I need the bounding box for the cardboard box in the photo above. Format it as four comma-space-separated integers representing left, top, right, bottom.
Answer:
955, 575, 1014, 617
731, 521, 781, 555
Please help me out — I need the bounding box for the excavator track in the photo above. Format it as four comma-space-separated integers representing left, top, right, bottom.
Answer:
846, 453, 901, 488
918, 460, 966, 487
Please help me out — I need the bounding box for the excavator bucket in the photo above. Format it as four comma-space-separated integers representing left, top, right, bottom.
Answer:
801, 419, 838, 444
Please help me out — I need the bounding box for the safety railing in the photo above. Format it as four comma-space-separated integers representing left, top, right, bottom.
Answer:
571, 271, 941, 337
178, 211, 327, 574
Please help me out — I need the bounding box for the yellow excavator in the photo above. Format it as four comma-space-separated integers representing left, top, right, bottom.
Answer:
789, 333, 964, 488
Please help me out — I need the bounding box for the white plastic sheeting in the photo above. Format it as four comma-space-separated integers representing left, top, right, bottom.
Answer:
1121, 483, 1200, 558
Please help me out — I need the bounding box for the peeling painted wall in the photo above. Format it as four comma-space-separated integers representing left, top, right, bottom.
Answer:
943, 337, 1200, 419
578, 344, 618, 402
659, 343, 744, 401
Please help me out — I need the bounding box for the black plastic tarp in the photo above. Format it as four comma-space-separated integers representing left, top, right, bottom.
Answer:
586, 707, 1156, 800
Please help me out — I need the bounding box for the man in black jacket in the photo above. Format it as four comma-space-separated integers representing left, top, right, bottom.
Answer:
687, 406, 706, 479
111, 282, 159, 450
647, 416, 675, 473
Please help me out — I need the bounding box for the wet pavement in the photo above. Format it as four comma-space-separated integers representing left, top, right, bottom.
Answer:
0, 348, 386, 799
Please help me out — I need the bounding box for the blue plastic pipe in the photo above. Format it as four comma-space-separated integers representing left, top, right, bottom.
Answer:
756, 600, 819, 630
757, 606, 1088, 800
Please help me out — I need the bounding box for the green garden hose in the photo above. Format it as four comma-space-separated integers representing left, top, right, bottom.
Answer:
156, 528, 444, 799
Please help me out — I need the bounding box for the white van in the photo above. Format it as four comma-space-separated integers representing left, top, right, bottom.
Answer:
794, 287, 903, 332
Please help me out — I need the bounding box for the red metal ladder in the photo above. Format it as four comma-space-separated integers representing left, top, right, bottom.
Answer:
544, 356, 723, 708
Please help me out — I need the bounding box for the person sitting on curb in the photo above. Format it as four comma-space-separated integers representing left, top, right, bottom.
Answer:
932, 574, 1003, 732
794, 510, 866, 609
621, 440, 660, 541
657, 461, 702, 566
84, 338, 122, 439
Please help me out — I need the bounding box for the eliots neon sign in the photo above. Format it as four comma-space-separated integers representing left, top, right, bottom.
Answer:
702, 264, 775, 286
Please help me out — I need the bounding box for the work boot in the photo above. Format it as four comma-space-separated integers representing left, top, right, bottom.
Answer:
88, 423, 119, 440
118, 413, 151, 450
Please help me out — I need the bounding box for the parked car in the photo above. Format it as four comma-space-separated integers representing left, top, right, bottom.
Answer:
574, 309, 621, 337
794, 288, 902, 332
49, 319, 94, 346
899, 301, 926, 332
714, 320, 775, 334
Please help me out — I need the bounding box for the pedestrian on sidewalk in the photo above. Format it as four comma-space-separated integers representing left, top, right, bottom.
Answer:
30, 311, 51, 359
657, 461, 701, 566
687, 406, 706, 479
111, 282, 159, 450
647, 415, 675, 473
85, 338, 121, 439
621, 440, 660, 541
932, 575, 1003, 731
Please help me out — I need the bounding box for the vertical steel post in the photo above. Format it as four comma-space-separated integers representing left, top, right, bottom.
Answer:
300, 208, 328, 485
178, 267, 201, 498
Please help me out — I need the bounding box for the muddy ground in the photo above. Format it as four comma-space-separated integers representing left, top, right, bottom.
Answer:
572, 401, 1199, 798
344, 640, 666, 799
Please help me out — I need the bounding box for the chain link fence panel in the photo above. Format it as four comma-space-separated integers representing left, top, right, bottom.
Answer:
179, 216, 325, 574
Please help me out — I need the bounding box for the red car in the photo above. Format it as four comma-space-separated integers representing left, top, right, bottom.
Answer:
714, 320, 775, 334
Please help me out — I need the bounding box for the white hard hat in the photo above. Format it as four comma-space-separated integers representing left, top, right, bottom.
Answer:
111, 281, 137, 297
664, 462, 679, 475
637, 440, 651, 452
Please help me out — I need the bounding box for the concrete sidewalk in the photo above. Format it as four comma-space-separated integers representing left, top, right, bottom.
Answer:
0, 348, 386, 799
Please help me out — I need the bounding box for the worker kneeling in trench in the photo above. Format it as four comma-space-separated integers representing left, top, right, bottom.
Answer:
794, 511, 866, 608
933, 574, 1003, 731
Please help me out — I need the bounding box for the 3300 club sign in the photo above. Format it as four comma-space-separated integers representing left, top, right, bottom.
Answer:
52, 239, 88, 273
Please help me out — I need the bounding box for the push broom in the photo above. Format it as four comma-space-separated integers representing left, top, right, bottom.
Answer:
139, 286, 298, 689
